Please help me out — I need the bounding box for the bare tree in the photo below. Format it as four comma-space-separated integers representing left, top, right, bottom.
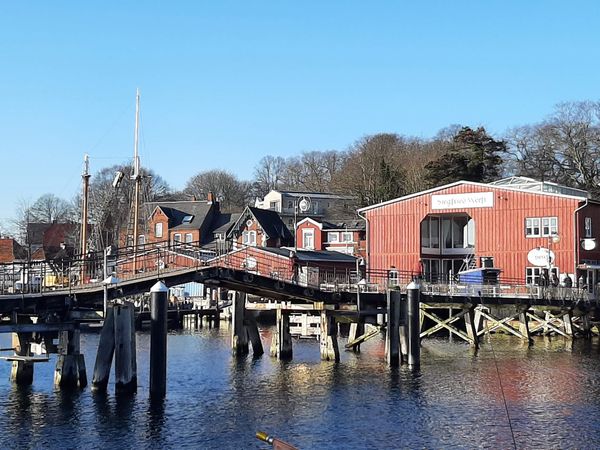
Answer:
183, 169, 250, 211
253, 155, 286, 197
29, 193, 75, 223
505, 101, 600, 196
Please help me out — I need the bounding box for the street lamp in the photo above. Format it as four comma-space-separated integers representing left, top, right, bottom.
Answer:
102, 273, 120, 318
547, 233, 560, 271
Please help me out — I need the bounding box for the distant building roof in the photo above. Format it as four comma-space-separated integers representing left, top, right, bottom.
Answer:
228, 206, 293, 242
490, 177, 588, 198
263, 247, 357, 263
147, 200, 215, 231
0, 238, 27, 263
248, 207, 294, 241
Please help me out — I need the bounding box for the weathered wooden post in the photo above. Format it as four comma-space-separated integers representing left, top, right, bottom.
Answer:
319, 311, 339, 362
231, 291, 249, 356
406, 280, 421, 368
150, 281, 168, 398
10, 332, 34, 385
270, 308, 292, 360
518, 306, 533, 345
114, 302, 137, 394
464, 306, 481, 348
347, 322, 365, 353
92, 306, 115, 392
54, 328, 87, 388
385, 290, 401, 367
563, 309, 574, 338
245, 312, 264, 357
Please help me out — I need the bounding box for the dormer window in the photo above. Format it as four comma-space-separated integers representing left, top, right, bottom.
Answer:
183, 215, 194, 224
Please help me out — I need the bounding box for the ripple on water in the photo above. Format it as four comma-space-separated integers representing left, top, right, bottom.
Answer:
0, 330, 600, 448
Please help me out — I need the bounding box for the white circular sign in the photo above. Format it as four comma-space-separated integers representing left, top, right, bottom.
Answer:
527, 247, 554, 267
244, 257, 257, 270
298, 197, 310, 212
582, 239, 597, 251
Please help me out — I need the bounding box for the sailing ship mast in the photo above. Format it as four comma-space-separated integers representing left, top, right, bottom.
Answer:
132, 89, 141, 272
80, 153, 90, 283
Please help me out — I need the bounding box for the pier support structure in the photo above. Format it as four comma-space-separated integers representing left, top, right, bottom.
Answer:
270, 308, 292, 360
319, 311, 339, 362
91, 302, 137, 394
385, 290, 401, 367
54, 327, 87, 389
406, 281, 421, 368
347, 322, 365, 353
150, 281, 168, 398
10, 331, 34, 386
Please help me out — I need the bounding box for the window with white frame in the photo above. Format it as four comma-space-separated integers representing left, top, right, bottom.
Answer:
341, 232, 353, 243
526, 267, 558, 285
327, 232, 339, 243
137, 235, 145, 245
541, 217, 558, 236
155, 222, 163, 238
173, 233, 182, 243
526, 217, 557, 237
585, 217, 593, 238
185, 233, 193, 243
388, 269, 399, 286
242, 230, 256, 246
303, 229, 314, 249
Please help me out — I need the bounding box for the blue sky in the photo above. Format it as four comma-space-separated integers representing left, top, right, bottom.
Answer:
0, 1, 599, 227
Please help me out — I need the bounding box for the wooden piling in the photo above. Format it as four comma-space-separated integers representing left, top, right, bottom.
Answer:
518, 308, 533, 345
319, 311, 339, 362
10, 332, 34, 385
464, 306, 480, 348
270, 308, 292, 360
92, 306, 115, 392
150, 281, 168, 398
347, 322, 365, 353
245, 313, 264, 357
114, 302, 137, 395
563, 310, 574, 338
231, 292, 249, 356
54, 329, 86, 389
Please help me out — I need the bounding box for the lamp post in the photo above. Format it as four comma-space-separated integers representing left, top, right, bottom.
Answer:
547, 233, 560, 272
102, 273, 120, 318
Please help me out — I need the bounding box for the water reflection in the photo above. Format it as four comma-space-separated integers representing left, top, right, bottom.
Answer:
0, 330, 600, 448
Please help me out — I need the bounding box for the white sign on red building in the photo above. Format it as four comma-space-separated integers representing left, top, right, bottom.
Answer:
431, 192, 494, 210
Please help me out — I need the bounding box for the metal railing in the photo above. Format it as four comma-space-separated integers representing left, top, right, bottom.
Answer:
0, 239, 595, 305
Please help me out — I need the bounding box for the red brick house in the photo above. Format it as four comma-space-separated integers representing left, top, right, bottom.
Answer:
227, 206, 294, 249
358, 177, 600, 290
26, 222, 78, 261
0, 238, 27, 263
295, 217, 366, 257
144, 199, 220, 247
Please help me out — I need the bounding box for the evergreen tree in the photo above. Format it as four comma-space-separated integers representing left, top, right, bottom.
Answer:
424, 127, 505, 187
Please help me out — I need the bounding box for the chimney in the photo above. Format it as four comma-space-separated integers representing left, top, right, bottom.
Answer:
207, 191, 215, 204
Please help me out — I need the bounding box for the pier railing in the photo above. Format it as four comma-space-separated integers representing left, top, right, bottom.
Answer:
0, 239, 594, 304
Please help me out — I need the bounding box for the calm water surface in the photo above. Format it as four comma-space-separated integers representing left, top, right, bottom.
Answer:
1, 324, 599, 449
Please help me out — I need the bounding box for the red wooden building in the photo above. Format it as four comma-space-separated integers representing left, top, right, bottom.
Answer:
358, 177, 600, 291
295, 217, 366, 257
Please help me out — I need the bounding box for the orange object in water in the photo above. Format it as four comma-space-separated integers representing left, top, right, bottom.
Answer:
256, 431, 298, 450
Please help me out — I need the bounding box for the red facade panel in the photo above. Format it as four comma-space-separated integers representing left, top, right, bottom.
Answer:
364, 183, 585, 283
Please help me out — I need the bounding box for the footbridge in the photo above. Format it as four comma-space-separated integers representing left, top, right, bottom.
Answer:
0, 240, 599, 395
